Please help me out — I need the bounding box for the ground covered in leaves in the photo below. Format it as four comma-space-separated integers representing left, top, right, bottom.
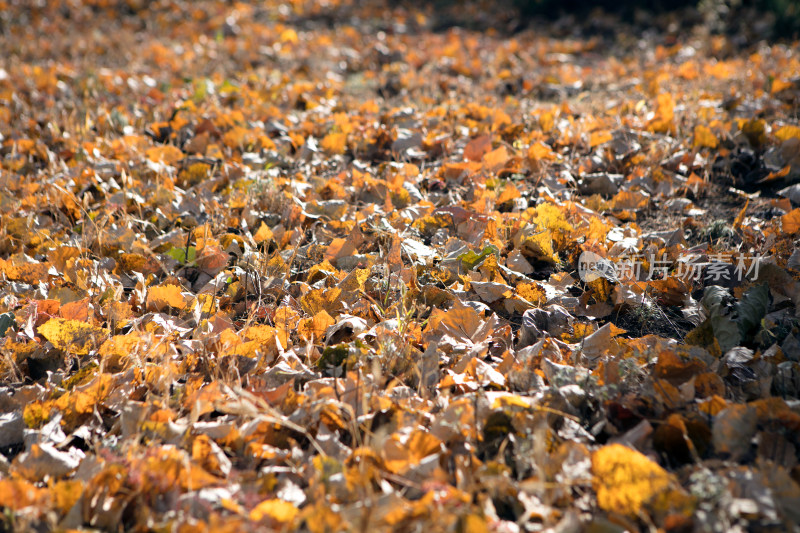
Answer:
2, 1, 800, 531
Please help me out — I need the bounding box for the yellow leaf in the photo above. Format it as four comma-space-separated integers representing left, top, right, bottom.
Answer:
52, 480, 84, 513
530, 201, 574, 235
591, 443, 673, 516
264, 253, 288, 278
243, 324, 278, 344
98, 333, 146, 371
307, 259, 337, 284
491, 394, 532, 409
38, 318, 108, 355
23, 401, 52, 428
460, 514, 489, 533
589, 130, 613, 148
337, 268, 370, 293
740, 118, 767, 147
143, 446, 220, 492
521, 229, 557, 263
516, 282, 546, 305
147, 284, 187, 311
539, 109, 556, 132
775, 125, 800, 142
242, 324, 281, 354
250, 499, 299, 523
280, 28, 299, 44
54, 373, 114, 419
300, 287, 342, 316
693, 125, 718, 149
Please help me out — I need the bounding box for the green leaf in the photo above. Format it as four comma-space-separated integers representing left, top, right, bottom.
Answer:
700, 286, 740, 352
219, 79, 239, 94
318, 344, 349, 369
0, 312, 14, 337
710, 314, 741, 353
701, 285, 732, 314
167, 245, 196, 264
737, 283, 769, 338
458, 244, 499, 271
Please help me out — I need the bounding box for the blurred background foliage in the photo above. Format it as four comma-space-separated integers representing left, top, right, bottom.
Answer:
421, 0, 799, 39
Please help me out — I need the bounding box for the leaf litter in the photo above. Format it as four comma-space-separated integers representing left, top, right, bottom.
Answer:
0, 0, 800, 531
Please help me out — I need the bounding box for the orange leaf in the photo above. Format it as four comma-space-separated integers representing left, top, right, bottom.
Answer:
760, 165, 791, 184
60, 297, 90, 322
464, 135, 492, 162
771, 78, 794, 94
0, 258, 50, 284
147, 284, 187, 311
324, 237, 357, 263
481, 145, 509, 172
781, 208, 800, 234
321, 132, 347, 155
610, 190, 650, 210
298, 310, 335, 343
496, 182, 521, 205
145, 144, 183, 164
387, 234, 403, 271
383, 430, 442, 474
253, 222, 274, 244
647, 93, 675, 134
698, 394, 727, 416
527, 141, 556, 162
0, 480, 43, 511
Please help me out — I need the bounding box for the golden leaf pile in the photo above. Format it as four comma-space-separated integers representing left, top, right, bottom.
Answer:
0, 1, 799, 531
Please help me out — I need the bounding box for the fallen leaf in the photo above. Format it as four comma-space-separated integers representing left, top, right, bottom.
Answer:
592, 443, 678, 517
147, 284, 188, 311
38, 318, 108, 355
250, 499, 299, 523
